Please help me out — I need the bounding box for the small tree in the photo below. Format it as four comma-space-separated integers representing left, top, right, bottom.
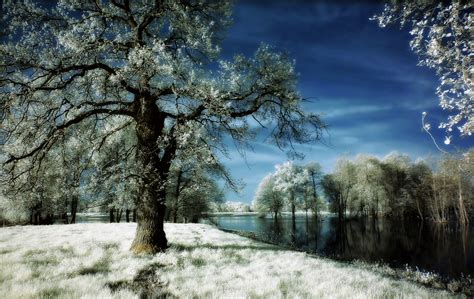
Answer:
87, 120, 138, 223
438, 152, 472, 224
352, 155, 388, 218
405, 161, 432, 220
166, 162, 225, 223
321, 174, 342, 218
304, 161, 323, 217
329, 158, 356, 220
381, 152, 412, 218
253, 174, 284, 219
273, 161, 309, 221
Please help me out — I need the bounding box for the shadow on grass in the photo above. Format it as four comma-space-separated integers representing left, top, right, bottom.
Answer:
169, 242, 284, 252
106, 262, 176, 299
77, 256, 110, 276
77, 243, 119, 276
105, 241, 283, 297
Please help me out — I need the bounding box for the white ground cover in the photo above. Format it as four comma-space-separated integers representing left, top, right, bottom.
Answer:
0, 223, 453, 298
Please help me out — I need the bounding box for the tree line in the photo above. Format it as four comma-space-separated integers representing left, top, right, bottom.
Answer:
254, 150, 474, 225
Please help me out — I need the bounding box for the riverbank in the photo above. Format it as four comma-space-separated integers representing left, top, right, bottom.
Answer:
0, 223, 453, 298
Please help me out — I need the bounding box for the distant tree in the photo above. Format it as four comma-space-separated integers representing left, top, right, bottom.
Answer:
321, 174, 342, 218
253, 174, 284, 219
87, 120, 138, 223
1, 164, 56, 225
419, 152, 473, 224
56, 135, 89, 224
461, 149, 474, 218
212, 201, 251, 213
438, 152, 472, 224
166, 161, 225, 223
352, 155, 388, 217
373, 0, 473, 138
405, 161, 433, 220
179, 177, 223, 223
330, 158, 356, 219
0, 0, 324, 253
165, 123, 232, 223
381, 152, 412, 218
303, 161, 323, 217
273, 161, 309, 221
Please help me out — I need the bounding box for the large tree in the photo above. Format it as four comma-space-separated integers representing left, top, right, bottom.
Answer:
0, 0, 324, 253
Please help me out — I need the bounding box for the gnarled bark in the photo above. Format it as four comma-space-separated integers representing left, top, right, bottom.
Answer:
131, 191, 167, 254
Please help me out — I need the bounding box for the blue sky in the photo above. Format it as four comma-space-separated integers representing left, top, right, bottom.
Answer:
218, 0, 473, 203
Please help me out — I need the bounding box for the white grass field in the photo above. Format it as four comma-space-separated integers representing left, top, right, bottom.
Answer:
0, 223, 454, 298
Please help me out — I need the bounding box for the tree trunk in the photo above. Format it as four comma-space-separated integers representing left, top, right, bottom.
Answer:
457, 176, 469, 225
64, 198, 69, 224
44, 213, 53, 225
116, 209, 123, 223
416, 197, 423, 221
173, 169, 183, 223
338, 196, 344, 221
130, 100, 172, 254
291, 203, 295, 221
132, 209, 137, 222
109, 208, 115, 223
131, 191, 167, 254
173, 209, 178, 223
70, 197, 78, 224
126, 209, 131, 223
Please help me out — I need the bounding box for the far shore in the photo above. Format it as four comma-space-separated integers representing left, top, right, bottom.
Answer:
204, 211, 333, 216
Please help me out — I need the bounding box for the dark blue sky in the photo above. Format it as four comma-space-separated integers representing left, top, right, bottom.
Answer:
219, 0, 473, 203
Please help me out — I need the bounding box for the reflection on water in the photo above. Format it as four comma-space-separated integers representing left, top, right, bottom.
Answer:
211, 214, 474, 279
76, 214, 111, 223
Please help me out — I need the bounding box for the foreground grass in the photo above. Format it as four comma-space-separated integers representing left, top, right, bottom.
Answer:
0, 223, 455, 298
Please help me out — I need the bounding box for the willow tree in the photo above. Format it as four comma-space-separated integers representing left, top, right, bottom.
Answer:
0, 0, 324, 253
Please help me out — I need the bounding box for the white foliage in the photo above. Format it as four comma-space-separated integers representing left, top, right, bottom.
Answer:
373, 0, 473, 138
